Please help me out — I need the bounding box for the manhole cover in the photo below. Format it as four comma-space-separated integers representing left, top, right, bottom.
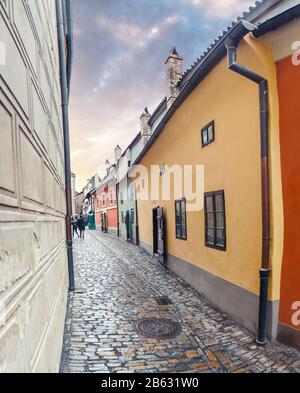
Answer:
133, 318, 181, 340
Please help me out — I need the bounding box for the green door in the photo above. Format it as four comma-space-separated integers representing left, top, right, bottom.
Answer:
88, 213, 96, 230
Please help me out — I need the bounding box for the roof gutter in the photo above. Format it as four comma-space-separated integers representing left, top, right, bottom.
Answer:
253, 4, 300, 37
56, 0, 75, 291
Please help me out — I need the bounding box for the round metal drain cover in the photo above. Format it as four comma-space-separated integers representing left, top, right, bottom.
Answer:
133, 318, 181, 340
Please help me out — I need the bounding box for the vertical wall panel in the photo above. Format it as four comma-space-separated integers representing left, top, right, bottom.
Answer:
0, 0, 68, 372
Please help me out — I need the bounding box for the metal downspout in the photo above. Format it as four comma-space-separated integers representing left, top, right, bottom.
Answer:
56, 0, 75, 291
116, 182, 120, 238
225, 21, 271, 345
65, 0, 73, 94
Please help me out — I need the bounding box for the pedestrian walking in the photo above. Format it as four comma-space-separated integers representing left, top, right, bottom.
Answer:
72, 216, 79, 238
77, 213, 86, 239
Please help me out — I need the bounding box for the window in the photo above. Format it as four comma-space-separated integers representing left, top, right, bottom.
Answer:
130, 184, 135, 201
204, 190, 226, 251
130, 209, 135, 224
201, 121, 214, 147
102, 193, 106, 207
121, 211, 124, 223
175, 199, 187, 240
109, 188, 114, 205
120, 191, 124, 205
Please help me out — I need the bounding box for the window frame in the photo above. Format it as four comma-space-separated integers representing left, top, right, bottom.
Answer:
130, 208, 135, 224
109, 188, 114, 205
175, 198, 187, 241
130, 184, 135, 201
102, 192, 106, 208
201, 120, 215, 147
204, 190, 226, 251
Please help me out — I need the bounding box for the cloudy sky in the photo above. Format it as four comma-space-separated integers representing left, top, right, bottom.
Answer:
70, 0, 255, 190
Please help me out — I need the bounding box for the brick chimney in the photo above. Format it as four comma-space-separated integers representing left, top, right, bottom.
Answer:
140, 107, 151, 147
165, 47, 183, 109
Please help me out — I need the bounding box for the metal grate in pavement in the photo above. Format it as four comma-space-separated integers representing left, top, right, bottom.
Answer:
154, 296, 173, 305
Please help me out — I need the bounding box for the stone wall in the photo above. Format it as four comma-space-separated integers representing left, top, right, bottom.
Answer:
0, 0, 68, 372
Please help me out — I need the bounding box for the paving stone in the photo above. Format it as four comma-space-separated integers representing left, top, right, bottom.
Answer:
60, 231, 300, 374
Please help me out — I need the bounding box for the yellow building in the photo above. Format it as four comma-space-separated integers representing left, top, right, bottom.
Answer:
133, 0, 300, 347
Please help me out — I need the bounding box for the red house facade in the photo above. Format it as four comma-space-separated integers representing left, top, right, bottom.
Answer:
94, 167, 118, 234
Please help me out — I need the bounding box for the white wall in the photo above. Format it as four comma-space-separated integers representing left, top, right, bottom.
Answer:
0, 0, 68, 372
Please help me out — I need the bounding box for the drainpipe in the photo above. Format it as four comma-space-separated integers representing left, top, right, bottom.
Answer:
116, 182, 120, 238
56, 0, 75, 291
65, 0, 73, 95
225, 20, 271, 345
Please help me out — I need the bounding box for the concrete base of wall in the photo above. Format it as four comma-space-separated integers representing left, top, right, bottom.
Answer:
140, 240, 153, 256
107, 227, 118, 236
139, 241, 279, 340
277, 323, 300, 351
95, 227, 117, 236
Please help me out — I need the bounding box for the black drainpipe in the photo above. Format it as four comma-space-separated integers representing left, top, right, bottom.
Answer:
56, 0, 75, 291
225, 20, 271, 345
65, 0, 73, 97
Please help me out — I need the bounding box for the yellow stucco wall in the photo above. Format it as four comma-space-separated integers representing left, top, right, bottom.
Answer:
137, 35, 283, 301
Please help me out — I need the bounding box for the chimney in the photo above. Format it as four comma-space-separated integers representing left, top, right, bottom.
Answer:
114, 145, 122, 163
140, 107, 151, 147
165, 47, 183, 109
105, 159, 110, 175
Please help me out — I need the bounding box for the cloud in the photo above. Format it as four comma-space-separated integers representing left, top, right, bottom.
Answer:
97, 18, 143, 47
182, 0, 255, 19
70, 0, 255, 190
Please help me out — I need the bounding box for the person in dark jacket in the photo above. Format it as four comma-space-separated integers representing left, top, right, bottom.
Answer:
77, 213, 86, 239
71, 216, 79, 238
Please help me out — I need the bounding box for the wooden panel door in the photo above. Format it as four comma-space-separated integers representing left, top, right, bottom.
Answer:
157, 207, 165, 261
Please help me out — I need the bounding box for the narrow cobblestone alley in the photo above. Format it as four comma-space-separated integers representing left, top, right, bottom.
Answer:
60, 231, 300, 373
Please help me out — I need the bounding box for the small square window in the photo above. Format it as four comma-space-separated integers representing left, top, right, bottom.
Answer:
202, 121, 215, 147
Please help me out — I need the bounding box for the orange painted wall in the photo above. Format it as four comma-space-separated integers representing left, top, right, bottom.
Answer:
277, 55, 300, 330
107, 208, 118, 229
137, 37, 284, 300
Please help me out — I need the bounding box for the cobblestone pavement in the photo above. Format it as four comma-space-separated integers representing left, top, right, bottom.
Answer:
60, 231, 300, 373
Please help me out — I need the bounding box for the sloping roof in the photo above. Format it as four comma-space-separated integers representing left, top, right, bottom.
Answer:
148, 1, 272, 125
149, 97, 167, 126
119, 131, 142, 161
178, 0, 271, 88
96, 166, 116, 191
133, 0, 300, 166
170, 47, 180, 56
